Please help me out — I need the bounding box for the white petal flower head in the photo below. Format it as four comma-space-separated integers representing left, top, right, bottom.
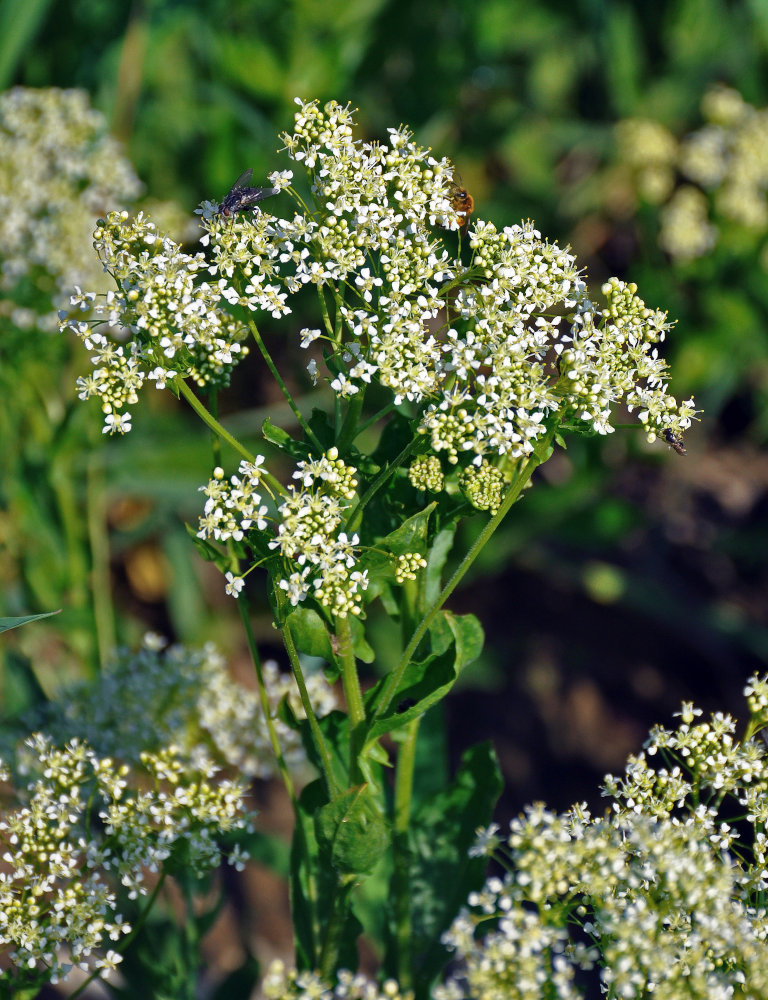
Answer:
224, 572, 245, 597
103, 411, 132, 435
300, 327, 322, 348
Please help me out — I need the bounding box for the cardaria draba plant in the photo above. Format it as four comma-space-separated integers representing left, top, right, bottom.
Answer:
63, 97, 695, 452
438, 679, 768, 1000
54, 98, 698, 994
0, 734, 251, 996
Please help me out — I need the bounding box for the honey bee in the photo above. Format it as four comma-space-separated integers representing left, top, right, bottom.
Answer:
448, 176, 474, 229
662, 428, 687, 456
217, 169, 279, 217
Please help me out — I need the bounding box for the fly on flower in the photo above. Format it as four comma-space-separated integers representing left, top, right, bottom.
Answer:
217, 169, 279, 217
662, 428, 687, 456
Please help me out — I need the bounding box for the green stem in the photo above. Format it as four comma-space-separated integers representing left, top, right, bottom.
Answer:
174, 376, 285, 495
317, 285, 335, 340
208, 388, 222, 468
248, 319, 324, 452
237, 598, 324, 964
392, 716, 419, 989
237, 597, 297, 803
367, 426, 557, 728
174, 376, 254, 463
280, 609, 340, 798
51, 449, 89, 610
86, 448, 115, 670
180, 874, 200, 1000
318, 875, 355, 979
353, 400, 397, 438
335, 615, 366, 783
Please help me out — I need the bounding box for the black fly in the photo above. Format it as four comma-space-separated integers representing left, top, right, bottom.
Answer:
217, 169, 279, 217
662, 428, 687, 456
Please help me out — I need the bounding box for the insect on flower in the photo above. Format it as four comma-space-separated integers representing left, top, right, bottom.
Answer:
663, 428, 687, 456
448, 176, 474, 229
218, 169, 279, 217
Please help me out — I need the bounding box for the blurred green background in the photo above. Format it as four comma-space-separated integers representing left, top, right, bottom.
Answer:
3, 0, 768, 822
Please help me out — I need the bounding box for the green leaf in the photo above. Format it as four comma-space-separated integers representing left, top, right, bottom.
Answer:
308, 408, 336, 450
290, 779, 364, 972
285, 607, 335, 662
370, 410, 415, 465
0, 610, 60, 633
348, 614, 375, 663
409, 703, 449, 808
364, 611, 484, 743
406, 743, 503, 992
440, 610, 485, 673
315, 784, 388, 876
295, 710, 351, 794
185, 522, 230, 571
261, 418, 298, 452
377, 502, 436, 556
423, 525, 456, 608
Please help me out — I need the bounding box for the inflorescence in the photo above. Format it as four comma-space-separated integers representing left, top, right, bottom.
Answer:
60, 98, 696, 608
63, 97, 694, 452
436, 673, 768, 999
0, 732, 251, 989
20, 632, 338, 780
617, 84, 768, 263
0, 87, 141, 335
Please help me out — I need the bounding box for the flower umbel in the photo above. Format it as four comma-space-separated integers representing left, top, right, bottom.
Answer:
0, 733, 250, 991
66, 98, 695, 454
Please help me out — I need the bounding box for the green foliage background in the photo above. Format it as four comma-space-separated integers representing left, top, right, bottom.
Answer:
3, 0, 768, 826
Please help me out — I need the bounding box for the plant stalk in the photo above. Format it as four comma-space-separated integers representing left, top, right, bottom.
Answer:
248, 319, 324, 451
392, 716, 419, 988
367, 426, 557, 729
335, 614, 366, 784
280, 610, 340, 799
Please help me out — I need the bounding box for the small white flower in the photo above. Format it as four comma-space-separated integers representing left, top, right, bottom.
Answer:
103, 412, 132, 435
299, 327, 322, 348
224, 572, 245, 597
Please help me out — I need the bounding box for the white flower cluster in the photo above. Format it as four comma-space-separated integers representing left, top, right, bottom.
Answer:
26, 633, 337, 781
0, 87, 141, 334
272, 449, 366, 616
618, 84, 768, 263
66, 97, 694, 450
439, 679, 768, 999
198, 448, 368, 617
61, 210, 251, 433
0, 734, 249, 990
261, 959, 411, 1000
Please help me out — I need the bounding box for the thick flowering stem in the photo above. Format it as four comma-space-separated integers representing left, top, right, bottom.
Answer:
392, 716, 419, 989
237, 597, 298, 803
86, 447, 115, 669
318, 874, 356, 980
280, 609, 340, 799
174, 376, 286, 495
335, 614, 366, 784
367, 425, 558, 730
247, 319, 325, 452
